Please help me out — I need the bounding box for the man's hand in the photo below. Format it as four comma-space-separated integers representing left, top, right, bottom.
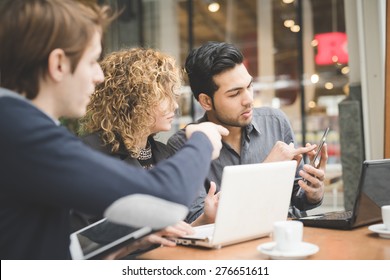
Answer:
185, 122, 229, 159
264, 141, 316, 165
297, 143, 328, 204
191, 181, 220, 226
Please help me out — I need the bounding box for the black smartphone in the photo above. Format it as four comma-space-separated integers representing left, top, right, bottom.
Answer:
296, 127, 329, 196
310, 127, 329, 167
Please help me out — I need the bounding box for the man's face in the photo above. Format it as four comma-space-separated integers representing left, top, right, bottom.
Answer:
209, 63, 254, 128
60, 31, 104, 118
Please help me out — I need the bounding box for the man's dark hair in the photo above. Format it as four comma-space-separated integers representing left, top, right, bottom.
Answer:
185, 41, 244, 100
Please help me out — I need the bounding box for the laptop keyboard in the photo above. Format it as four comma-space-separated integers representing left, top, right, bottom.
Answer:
316, 210, 353, 220
185, 224, 215, 239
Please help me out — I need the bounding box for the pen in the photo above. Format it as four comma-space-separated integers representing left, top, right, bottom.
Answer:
295, 177, 304, 196
204, 178, 211, 193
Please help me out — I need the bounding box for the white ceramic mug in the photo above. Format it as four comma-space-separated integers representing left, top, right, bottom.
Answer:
273, 220, 303, 252
382, 205, 390, 230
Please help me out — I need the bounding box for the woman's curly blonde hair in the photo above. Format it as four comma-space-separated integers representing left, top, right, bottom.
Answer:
80, 48, 181, 157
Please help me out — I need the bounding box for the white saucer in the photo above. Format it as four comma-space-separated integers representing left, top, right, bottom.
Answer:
257, 242, 319, 260
368, 224, 390, 239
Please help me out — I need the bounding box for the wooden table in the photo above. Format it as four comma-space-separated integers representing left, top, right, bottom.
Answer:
138, 226, 390, 260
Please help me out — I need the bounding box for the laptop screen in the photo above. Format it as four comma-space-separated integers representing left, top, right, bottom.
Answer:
353, 159, 390, 226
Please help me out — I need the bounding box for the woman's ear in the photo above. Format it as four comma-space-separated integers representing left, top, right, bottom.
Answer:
47, 48, 68, 81
198, 93, 213, 111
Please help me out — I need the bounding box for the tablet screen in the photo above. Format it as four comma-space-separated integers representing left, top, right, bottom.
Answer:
70, 218, 152, 259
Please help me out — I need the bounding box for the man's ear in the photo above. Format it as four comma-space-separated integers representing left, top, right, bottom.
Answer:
198, 93, 213, 111
47, 49, 69, 81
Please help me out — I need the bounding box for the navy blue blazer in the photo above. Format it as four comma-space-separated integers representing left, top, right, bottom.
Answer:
70, 133, 175, 232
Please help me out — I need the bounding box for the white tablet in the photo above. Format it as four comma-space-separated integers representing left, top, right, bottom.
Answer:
69, 218, 152, 260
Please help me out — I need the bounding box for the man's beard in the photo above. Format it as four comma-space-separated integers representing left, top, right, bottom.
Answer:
214, 107, 253, 128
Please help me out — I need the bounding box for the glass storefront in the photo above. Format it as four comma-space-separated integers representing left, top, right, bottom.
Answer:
106, 0, 347, 165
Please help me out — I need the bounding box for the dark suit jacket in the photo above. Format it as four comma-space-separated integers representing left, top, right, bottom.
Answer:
0, 87, 212, 259
71, 133, 174, 231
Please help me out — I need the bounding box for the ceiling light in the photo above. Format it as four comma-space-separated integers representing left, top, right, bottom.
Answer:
310, 74, 319, 84
341, 66, 350, 75
290, 25, 300, 32
308, 101, 316, 108
208, 2, 220, 13
284, 19, 295, 28
325, 82, 334, 90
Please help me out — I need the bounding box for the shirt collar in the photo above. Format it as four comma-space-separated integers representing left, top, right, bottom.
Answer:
197, 113, 209, 123
0, 87, 61, 126
249, 118, 261, 134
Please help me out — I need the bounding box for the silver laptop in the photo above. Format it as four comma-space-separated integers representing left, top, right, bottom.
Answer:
173, 160, 297, 248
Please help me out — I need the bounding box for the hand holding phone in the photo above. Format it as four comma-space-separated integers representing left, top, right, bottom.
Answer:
296, 127, 329, 196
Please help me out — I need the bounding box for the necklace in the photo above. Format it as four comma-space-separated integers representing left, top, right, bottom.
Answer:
137, 142, 152, 161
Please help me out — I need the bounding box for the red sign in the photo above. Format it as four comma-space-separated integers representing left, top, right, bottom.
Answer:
315, 32, 348, 65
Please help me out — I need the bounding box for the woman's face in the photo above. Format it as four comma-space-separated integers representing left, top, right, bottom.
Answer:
150, 97, 178, 134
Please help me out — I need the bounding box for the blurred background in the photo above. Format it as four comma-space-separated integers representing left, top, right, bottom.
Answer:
75, 0, 387, 213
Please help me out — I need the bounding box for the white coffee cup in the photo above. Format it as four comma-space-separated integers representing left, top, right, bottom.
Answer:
273, 220, 303, 252
381, 205, 390, 230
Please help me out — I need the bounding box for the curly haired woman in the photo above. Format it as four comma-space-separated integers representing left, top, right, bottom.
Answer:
81, 48, 180, 169
73, 48, 219, 258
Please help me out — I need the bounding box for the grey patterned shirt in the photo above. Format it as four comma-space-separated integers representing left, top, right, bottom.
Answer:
167, 107, 321, 222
